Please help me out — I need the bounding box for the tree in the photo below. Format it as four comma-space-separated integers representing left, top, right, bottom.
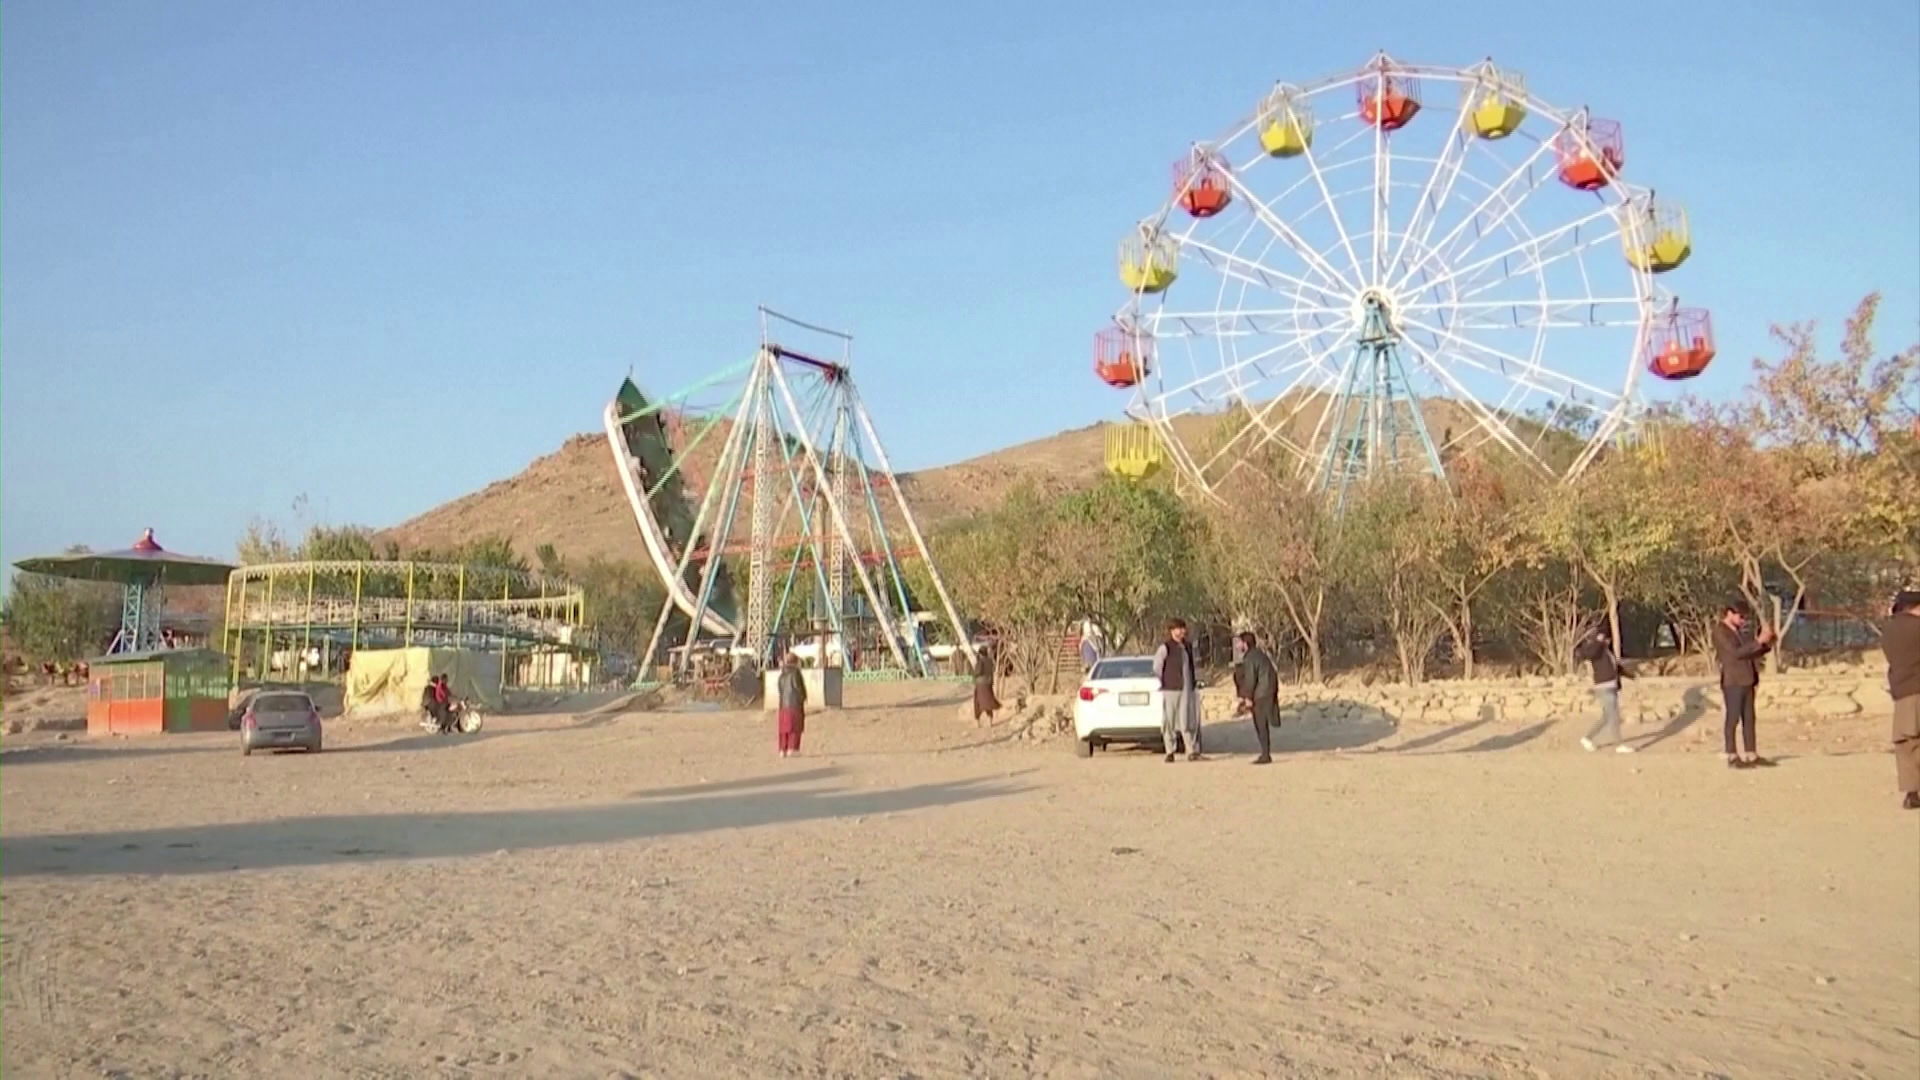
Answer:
1669, 415, 1848, 668
236, 516, 296, 564
570, 557, 669, 662
1745, 293, 1920, 584
1205, 467, 1341, 682
1340, 478, 1452, 684
1532, 453, 1681, 653
1496, 552, 1589, 677
2, 571, 119, 662
1422, 456, 1527, 678
933, 485, 1079, 691
1053, 479, 1203, 651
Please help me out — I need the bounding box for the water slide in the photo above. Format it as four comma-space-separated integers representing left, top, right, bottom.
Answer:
602, 379, 738, 638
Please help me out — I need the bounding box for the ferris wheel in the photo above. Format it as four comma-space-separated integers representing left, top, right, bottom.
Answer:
1095, 52, 1714, 502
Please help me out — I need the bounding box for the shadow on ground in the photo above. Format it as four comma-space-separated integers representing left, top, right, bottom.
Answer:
0, 772, 1023, 878
327, 725, 552, 754
1098, 701, 1400, 757
0, 741, 227, 766
1633, 687, 1712, 751
841, 686, 974, 713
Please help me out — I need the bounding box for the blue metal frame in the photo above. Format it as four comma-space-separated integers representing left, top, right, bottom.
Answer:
108, 579, 165, 654
1314, 296, 1447, 510
845, 421, 934, 676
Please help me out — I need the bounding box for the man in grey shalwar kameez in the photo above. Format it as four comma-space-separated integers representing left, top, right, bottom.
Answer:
1153, 618, 1204, 762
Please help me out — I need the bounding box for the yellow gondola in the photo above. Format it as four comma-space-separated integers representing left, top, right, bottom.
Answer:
1622, 198, 1692, 274
1463, 65, 1527, 139
1104, 422, 1164, 481
1257, 85, 1314, 158
1118, 227, 1179, 294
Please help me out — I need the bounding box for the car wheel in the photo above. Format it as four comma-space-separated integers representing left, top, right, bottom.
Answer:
309, 737, 323, 754
1074, 736, 1094, 758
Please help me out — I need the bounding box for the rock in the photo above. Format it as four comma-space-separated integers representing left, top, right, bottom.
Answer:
1810, 696, 1861, 718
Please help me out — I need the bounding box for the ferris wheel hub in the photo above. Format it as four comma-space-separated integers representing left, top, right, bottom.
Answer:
1352, 289, 1401, 342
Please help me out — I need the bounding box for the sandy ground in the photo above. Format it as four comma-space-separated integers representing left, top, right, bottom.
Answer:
3, 684, 1916, 1079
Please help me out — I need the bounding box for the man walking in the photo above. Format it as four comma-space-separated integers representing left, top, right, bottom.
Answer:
1236, 631, 1281, 765
1574, 626, 1636, 753
1153, 618, 1203, 762
1881, 590, 1920, 810
1712, 600, 1777, 769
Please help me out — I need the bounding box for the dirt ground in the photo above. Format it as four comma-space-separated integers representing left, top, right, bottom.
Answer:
2, 683, 1916, 1079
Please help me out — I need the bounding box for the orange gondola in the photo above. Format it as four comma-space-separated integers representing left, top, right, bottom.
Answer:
1555, 115, 1625, 191
1173, 150, 1234, 218
1646, 306, 1715, 381
1093, 325, 1152, 389
1359, 65, 1422, 131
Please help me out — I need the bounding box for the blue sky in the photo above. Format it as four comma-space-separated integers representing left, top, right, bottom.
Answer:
4, 0, 1916, 572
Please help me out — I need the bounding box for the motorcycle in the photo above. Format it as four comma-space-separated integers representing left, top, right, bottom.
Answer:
418, 699, 485, 735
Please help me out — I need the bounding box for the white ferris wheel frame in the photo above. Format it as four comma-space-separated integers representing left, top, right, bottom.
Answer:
1114, 54, 1678, 500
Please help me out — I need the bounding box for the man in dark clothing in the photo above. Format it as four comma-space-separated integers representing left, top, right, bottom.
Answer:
1574, 627, 1636, 753
1712, 601, 1777, 769
1153, 618, 1203, 762
970, 644, 1000, 723
1881, 590, 1920, 810
1235, 631, 1281, 765
420, 677, 448, 732
428, 674, 456, 733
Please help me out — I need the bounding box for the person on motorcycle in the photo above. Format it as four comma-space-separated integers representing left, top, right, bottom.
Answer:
423, 674, 454, 733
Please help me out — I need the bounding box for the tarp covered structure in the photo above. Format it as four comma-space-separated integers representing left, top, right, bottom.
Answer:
343, 646, 503, 718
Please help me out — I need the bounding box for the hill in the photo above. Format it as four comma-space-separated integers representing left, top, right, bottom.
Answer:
378, 420, 1122, 567
380, 393, 1495, 568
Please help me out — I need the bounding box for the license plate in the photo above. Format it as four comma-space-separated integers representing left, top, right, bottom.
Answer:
1118, 692, 1149, 706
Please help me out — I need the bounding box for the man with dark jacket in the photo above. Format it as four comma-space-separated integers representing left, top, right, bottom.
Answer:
1881, 590, 1920, 810
1235, 631, 1281, 765
1152, 618, 1203, 762
1574, 627, 1636, 753
420, 675, 453, 733
1712, 601, 1777, 769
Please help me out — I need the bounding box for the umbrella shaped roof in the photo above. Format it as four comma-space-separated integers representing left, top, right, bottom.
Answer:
13, 529, 236, 587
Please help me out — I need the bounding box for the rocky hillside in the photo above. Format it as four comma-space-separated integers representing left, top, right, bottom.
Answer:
380, 395, 1491, 566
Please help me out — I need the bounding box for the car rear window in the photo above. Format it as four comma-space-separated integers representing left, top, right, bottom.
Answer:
1092, 658, 1155, 680
254, 694, 314, 714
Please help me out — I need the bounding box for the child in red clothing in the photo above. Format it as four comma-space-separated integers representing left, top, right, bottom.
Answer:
775, 653, 807, 757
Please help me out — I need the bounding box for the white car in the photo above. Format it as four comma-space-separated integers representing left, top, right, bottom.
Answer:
1072, 655, 1187, 758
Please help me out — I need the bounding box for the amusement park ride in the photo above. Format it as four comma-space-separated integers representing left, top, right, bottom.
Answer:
1094, 53, 1712, 502
604, 308, 975, 681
